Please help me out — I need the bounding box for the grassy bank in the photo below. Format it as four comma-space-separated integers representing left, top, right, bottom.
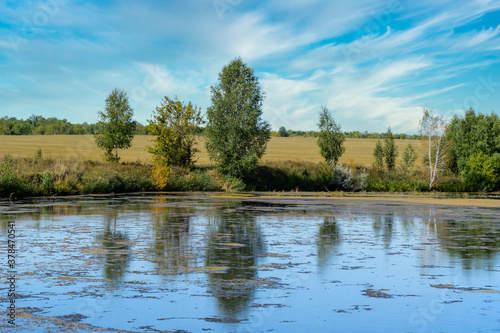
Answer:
0, 155, 469, 198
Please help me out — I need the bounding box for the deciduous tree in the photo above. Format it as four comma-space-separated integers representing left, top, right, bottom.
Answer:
94, 89, 136, 163
383, 127, 398, 171
317, 106, 345, 164
278, 126, 288, 137
147, 96, 204, 168
373, 140, 384, 169
419, 108, 448, 189
400, 143, 417, 172
205, 58, 271, 179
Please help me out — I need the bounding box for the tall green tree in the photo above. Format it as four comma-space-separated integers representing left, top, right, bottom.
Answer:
94, 89, 136, 163
373, 140, 385, 170
317, 106, 345, 164
383, 127, 398, 171
447, 108, 500, 173
446, 108, 500, 191
147, 96, 204, 168
205, 58, 271, 179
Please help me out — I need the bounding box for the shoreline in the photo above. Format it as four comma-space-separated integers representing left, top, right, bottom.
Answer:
2, 191, 499, 208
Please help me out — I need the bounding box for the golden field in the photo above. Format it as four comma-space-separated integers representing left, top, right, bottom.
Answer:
0, 135, 423, 166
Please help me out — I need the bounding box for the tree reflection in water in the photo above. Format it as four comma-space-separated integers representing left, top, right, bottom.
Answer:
151, 200, 193, 274
96, 208, 131, 286
431, 217, 500, 270
372, 214, 394, 249
317, 216, 341, 271
205, 206, 264, 317
0, 216, 11, 236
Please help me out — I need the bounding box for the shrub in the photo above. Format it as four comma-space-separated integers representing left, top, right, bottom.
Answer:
0, 155, 18, 196
225, 176, 246, 192
152, 163, 171, 191
42, 171, 55, 195
461, 151, 499, 191
166, 167, 219, 191
330, 163, 367, 192
81, 172, 111, 194
401, 143, 417, 172
35, 148, 42, 160
373, 140, 384, 170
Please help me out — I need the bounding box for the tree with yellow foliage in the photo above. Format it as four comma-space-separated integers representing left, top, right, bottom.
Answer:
147, 96, 204, 168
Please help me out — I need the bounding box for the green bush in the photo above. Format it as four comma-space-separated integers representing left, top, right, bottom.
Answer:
166, 167, 220, 191
35, 148, 42, 160
81, 172, 110, 194
42, 171, 55, 195
435, 176, 465, 192
0, 155, 23, 197
461, 152, 499, 191
366, 178, 387, 192
225, 176, 246, 192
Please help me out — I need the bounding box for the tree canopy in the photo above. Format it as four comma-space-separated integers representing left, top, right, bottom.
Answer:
384, 127, 398, 171
147, 96, 204, 167
205, 58, 271, 180
317, 106, 345, 164
94, 89, 136, 163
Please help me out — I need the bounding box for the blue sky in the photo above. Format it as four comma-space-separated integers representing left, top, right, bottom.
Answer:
1, 0, 499, 133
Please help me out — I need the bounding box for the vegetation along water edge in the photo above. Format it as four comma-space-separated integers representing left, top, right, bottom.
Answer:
1, 58, 499, 198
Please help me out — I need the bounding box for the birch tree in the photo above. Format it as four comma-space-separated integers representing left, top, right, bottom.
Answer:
317, 106, 345, 164
419, 109, 448, 189
94, 89, 136, 163
205, 58, 271, 179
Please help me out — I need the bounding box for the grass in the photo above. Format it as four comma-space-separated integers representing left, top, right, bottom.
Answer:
0, 135, 423, 166
2, 135, 473, 198
0, 152, 471, 198
0, 157, 156, 197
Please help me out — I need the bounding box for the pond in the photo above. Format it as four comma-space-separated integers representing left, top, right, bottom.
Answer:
1, 194, 499, 332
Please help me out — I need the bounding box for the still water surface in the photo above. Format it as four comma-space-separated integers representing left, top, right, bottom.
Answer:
1, 194, 499, 332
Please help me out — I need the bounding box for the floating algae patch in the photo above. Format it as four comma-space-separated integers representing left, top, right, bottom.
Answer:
362, 289, 393, 298
1, 194, 499, 332
461, 289, 500, 293
54, 277, 78, 281
214, 242, 246, 247
431, 284, 500, 293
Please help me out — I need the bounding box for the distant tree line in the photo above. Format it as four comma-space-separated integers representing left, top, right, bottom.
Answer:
1, 114, 421, 139
273, 126, 419, 139
0, 115, 149, 135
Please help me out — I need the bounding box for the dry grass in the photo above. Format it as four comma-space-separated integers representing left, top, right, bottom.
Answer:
0, 135, 423, 166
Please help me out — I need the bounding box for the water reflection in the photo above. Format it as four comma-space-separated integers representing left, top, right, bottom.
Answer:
151, 199, 194, 274
400, 216, 414, 235
205, 206, 264, 317
372, 214, 394, 249
0, 218, 10, 236
317, 216, 341, 270
434, 218, 500, 270
96, 208, 131, 286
